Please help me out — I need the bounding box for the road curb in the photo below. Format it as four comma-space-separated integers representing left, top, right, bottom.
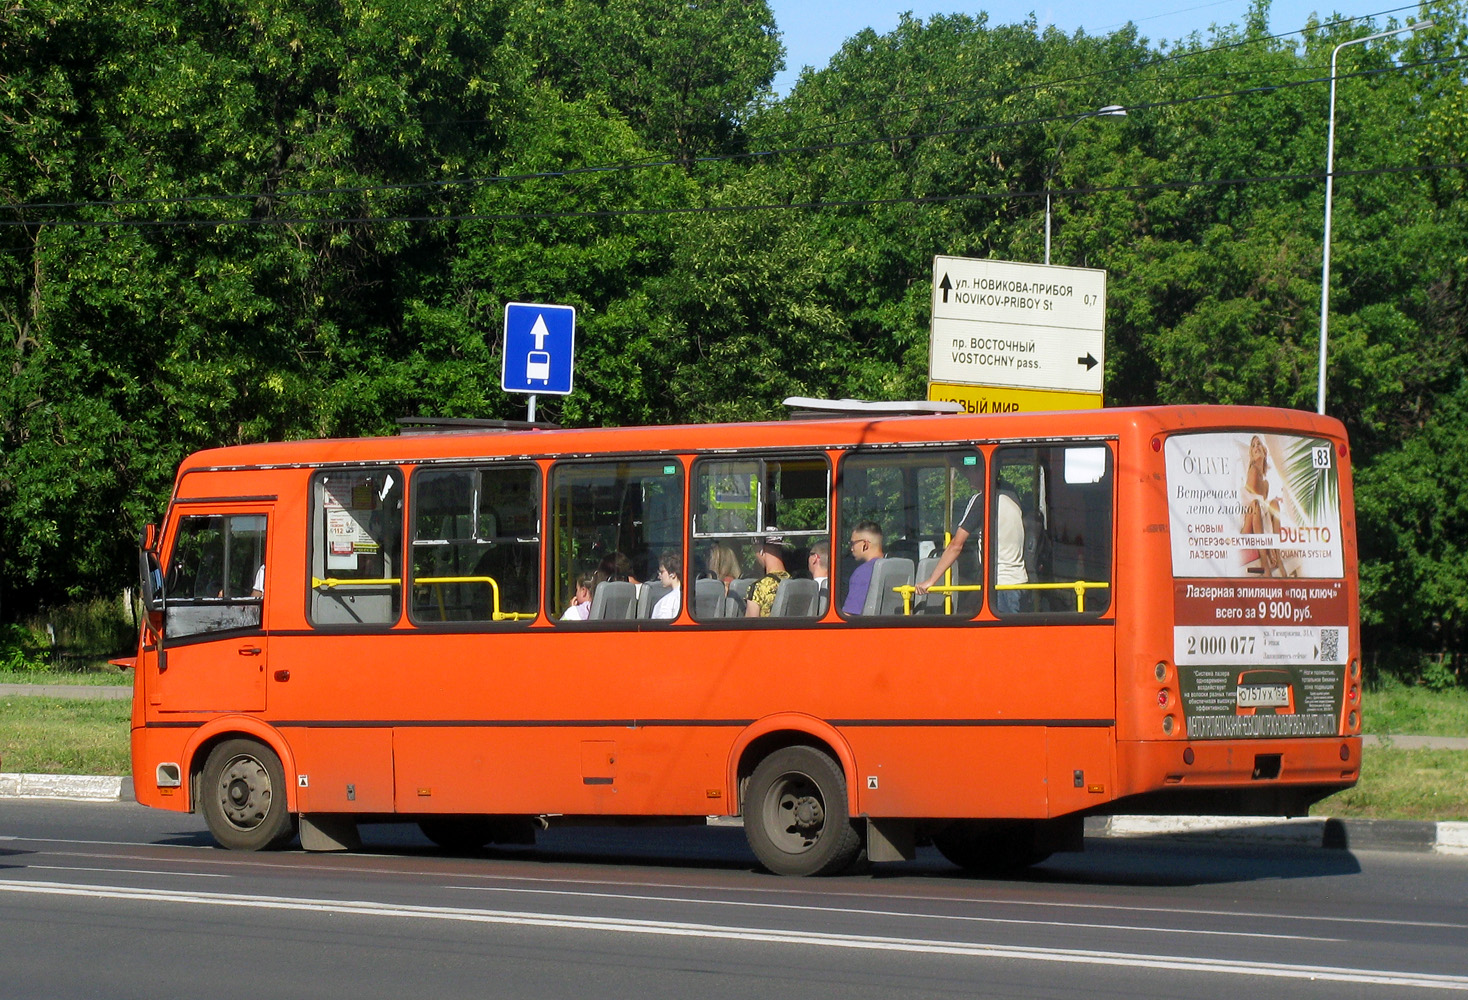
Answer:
0, 773, 134, 802
1087, 814, 1468, 856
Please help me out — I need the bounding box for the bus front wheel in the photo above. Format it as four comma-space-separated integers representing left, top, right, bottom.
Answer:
743, 746, 862, 876
200, 739, 297, 851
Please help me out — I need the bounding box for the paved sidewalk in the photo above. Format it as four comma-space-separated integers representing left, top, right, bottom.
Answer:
0, 683, 131, 700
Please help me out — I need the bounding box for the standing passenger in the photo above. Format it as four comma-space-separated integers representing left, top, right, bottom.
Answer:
916, 462, 984, 599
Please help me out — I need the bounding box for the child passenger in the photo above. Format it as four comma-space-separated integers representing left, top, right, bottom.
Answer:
560, 573, 596, 620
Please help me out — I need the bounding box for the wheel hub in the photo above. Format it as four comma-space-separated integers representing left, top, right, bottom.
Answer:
788, 794, 824, 831
218, 755, 272, 830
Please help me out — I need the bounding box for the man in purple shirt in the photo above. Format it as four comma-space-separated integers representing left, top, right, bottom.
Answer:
841, 520, 885, 615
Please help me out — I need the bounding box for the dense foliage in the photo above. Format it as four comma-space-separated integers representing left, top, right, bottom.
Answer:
1, 0, 1464, 678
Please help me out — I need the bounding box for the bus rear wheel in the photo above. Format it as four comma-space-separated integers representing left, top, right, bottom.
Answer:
200, 739, 297, 851
932, 820, 1052, 875
743, 746, 862, 876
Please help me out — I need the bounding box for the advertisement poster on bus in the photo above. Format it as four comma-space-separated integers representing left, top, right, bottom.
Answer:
323, 474, 384, 571
1165, 432, 1349, 739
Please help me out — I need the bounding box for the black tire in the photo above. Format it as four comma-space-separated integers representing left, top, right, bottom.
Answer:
743, 746, 863, 876
932, 819, 1051, 875
200, 739, 296, 851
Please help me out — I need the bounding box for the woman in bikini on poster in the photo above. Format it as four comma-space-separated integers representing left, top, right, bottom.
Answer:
1241, 435, 1283, 577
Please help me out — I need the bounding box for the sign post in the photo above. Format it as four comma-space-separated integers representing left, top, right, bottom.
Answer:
502, 302, 576, 422
927, 256, 1106, 412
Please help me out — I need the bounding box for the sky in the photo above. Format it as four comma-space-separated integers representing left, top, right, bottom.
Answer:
764, 0, 1423, 92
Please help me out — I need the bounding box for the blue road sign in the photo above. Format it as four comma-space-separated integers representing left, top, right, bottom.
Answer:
502, 302, 576, 396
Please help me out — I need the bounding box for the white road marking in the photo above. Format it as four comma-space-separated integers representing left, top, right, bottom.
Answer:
443, 884, 1340, 943
28, 865, 230, 878
10, 836, 1467, 934
0, 879, 1463, 991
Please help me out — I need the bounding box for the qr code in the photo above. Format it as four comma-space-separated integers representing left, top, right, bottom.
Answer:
1319, 628, 1340, 662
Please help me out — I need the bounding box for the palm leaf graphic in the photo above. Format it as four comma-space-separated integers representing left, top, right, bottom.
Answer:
1284, 438, 1339, 522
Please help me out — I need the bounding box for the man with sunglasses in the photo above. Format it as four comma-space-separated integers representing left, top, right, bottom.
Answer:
840, 521, 885, 616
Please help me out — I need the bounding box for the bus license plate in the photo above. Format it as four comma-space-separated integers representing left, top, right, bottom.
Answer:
1237, 684, 1291, 708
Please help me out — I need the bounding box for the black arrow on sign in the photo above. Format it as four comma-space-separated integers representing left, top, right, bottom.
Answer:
938, 273, 952, 303
1077, 352, 1098, 371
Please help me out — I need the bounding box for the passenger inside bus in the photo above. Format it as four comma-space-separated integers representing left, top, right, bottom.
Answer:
993, 483, 1029, 614
560, 574, 596, 621
807, 538, 830, 613
841, 521, 885, 615
701, 543, 741, 586
915, 462, 984, 600
744, 537, 791, 617
651, 552, 681, 620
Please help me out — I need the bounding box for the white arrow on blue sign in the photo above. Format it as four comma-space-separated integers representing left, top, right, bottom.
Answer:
502, 302, 576, 396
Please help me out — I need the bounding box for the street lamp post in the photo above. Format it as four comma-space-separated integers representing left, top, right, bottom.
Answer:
1044, 105, 1127, 266
1316, 21, 1432, 415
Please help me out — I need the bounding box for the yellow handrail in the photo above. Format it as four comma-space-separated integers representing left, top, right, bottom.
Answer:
893, 579, 1110, 615
415, 576, 536, 622
311, 575, 535, 622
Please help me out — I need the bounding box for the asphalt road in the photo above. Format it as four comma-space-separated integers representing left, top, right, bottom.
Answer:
2, 800, 1465, 1000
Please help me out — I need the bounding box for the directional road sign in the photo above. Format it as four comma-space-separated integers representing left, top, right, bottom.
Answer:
502, 302, 576, 396
928, 256, 1106, 399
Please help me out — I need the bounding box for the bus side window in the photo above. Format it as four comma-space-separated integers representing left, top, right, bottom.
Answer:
409, 465, 540, 624
838, 449, 984, 618
309, 469, 404, 626
990, 445, 1113, 617
689, 454, 829, 621
164, 514, 266, 639
549, 459, 684, 624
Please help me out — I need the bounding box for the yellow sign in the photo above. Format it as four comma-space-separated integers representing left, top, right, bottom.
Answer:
928, 382, 1102, 414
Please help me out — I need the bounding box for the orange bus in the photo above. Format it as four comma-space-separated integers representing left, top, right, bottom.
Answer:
128, 402, 1361, 875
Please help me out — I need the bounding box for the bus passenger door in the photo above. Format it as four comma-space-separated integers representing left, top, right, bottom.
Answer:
157, 508, 271, 714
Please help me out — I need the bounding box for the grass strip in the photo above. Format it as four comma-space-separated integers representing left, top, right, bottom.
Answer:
0, 696, 131, 775
1313, 747, 1468, 821
1362, 684, 1468, 737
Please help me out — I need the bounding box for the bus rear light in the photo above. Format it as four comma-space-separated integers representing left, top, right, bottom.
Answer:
1347, 710, 1359, 731
1152, 436, 1162, 452
1157, 689, 1170, 707
1182, 747, 1195, 766
1340, 743, 1351, 762
1154, 661, 1169, 682
155, 763, 181, 788
1161, 715, 1176, 735
1349, 659, 1360, 680
1349, 684, 1359, 703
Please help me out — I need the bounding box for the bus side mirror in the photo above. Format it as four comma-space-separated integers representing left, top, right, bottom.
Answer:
139, 546, 164, 615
